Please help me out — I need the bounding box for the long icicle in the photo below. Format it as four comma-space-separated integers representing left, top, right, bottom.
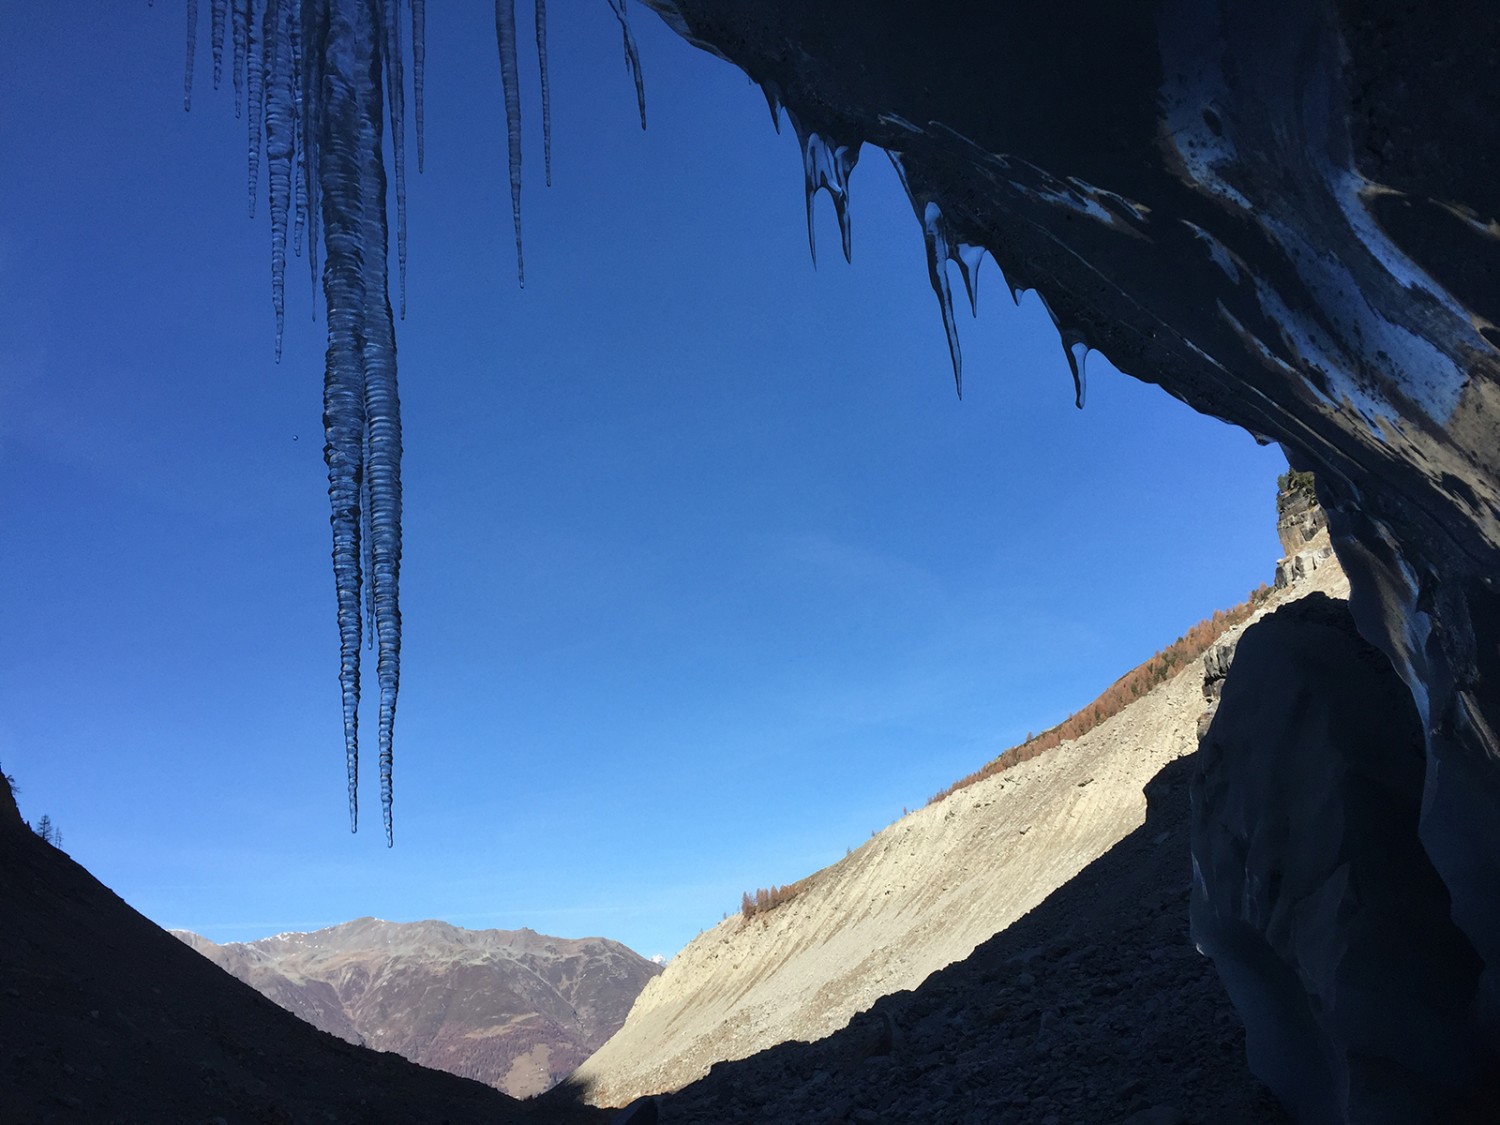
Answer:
232, 0, 249, 118
495, 0, 525, 286
210, 0, 227, 88
290, 5, 307, 260
315, 0, 370, 836
357, 2, 404, 847
412, 0, 426, 174
263, 0, 295, 359
184, 0, 199, 110
246, 0, 266, 217
300, 0, 326, 309
606, 0, 647, 129
536, 0, 552, 186
889, 152, 964, 396
382, 0, 409, 318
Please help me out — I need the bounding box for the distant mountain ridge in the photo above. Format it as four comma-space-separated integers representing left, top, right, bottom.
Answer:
173, 916, 661, 1098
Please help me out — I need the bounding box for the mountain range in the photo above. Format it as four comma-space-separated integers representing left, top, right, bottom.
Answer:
172, 917, 661, 1098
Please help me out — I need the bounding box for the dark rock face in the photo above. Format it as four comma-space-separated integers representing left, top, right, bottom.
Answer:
643, 2, 1500, 1112
1193, 595, 1495, 1121
175, 918, 662, 1098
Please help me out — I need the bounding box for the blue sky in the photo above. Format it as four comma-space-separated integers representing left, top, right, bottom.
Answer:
0, 4, 1284, 960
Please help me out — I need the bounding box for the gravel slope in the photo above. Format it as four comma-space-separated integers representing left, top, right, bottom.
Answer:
574, 563, 1348, 1110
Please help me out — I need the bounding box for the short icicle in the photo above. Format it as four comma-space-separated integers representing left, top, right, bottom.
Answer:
789, 112, 860, 267
1038, 294, 1090, 408
955, 243, 986, 317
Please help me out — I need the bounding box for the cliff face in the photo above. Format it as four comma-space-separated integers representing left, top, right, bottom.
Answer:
641, 5, 1500, 1112
174, 918, 661, 1099
575, 556, 1348, 1109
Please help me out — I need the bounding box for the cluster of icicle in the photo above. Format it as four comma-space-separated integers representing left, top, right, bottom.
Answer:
178, 0, 1089, 843
763, 84, 1091, 405
180, 0, 645, 845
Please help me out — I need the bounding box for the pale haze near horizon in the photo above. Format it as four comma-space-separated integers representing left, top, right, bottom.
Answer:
0, 4, 1286, 961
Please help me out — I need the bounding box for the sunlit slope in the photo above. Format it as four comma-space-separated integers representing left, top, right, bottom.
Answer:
574, 562, 1348, 1107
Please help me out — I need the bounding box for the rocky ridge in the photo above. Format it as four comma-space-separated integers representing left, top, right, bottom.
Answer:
173, 918, 661, 1098
575, 551, 1349, 1111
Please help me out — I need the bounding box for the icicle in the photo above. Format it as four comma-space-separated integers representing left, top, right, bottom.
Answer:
210, 0, 227, 88
263, 0, 295, 359
184, 0, 198, 111
382, 0, 409, 318
495, 0, 525, 287
362, 426, 376, 652
889, 153, 963, 396
788, 113, 859, 266
1038, 294, 1090, 408
955, 243, 986, 317
921, 202, 964, 396
607, 0, 647, 129
316, 0, 376, 837
246, 0, 266, 217
536, 0, 553, 186
232, 0, 249, 118
300, 0, 325, 309
290, 6, 306, 260
761, 81, 783, 134
412, 0, 426, 173
1065, 337, 1089, 408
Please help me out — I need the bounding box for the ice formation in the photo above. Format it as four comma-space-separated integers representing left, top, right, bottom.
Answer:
183, 0, 661, 843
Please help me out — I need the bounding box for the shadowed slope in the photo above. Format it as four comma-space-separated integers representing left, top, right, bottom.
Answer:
561, 754, 1288, 1123
0, 779, 602, 1125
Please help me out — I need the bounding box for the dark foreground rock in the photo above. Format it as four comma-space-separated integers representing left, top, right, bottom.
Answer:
1192, 594, 1500, 1123
0, 779, 603, 1125
559, 755, 1289, 1124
